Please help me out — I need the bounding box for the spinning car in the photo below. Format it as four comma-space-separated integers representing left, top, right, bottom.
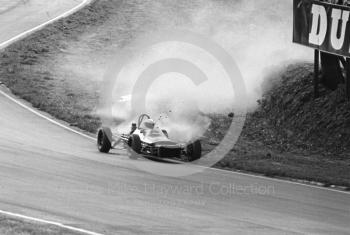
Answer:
97, 114, 202, 161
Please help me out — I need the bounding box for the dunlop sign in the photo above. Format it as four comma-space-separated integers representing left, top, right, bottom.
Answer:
294, 0, 350, 57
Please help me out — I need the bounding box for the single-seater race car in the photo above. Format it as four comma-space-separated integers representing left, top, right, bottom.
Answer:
97, 114, 202, 161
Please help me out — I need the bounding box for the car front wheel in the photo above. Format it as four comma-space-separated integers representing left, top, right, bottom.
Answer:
97, 129, 111, 153
130, 134, 142, 154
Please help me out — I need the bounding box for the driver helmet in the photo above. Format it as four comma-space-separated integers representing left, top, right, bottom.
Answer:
141, 119, 156, 129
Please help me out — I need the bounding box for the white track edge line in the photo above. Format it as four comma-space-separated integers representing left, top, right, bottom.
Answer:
0, 89, 95, 141
2, 88, 350, 196
205, 165, 350, 195
0, 209, 103, 235
0, 0, 96, 141
0, 0, 93, 49
166, 159, 350, 195
0, 0, 348, 198
0, 1, 102, 235
4, 88, 349, 197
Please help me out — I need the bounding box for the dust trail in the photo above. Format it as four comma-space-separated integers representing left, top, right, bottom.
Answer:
60, 0, 311, 140
187, 0, 312, 105
104, 0, 311, 140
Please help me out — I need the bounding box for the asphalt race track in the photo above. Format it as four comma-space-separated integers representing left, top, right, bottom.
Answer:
0, 1, 349, 234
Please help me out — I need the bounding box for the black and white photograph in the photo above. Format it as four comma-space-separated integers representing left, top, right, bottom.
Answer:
0, 0, 349, 234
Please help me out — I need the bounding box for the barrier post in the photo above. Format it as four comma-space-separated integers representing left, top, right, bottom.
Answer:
346, 58, 350, 101
314, 49, 320, 98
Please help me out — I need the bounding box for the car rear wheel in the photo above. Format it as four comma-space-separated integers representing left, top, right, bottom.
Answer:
184, 140, 201, 162
97, 129, 111, 153
130, 134, 142, 154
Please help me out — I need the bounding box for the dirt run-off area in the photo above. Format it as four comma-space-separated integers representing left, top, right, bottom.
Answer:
0, 0, 349, 188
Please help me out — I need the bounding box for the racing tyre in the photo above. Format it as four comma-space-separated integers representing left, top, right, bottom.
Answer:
130, 134, 142, 154
185, 140, 202, 162
97, 129, 111, 153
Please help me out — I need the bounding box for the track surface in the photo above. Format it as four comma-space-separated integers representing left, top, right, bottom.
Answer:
0, 1, 349, 234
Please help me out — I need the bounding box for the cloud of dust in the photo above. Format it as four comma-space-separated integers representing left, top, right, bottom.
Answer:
187, 0, 312, 105
60, 0, 313, 142
102, 0, 312, 142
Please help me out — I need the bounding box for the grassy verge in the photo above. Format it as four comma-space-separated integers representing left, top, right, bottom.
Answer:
0, 0, 110, 132
207, 113, 350, 189
0, 215, 85, 235
0, 0, 349, 188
